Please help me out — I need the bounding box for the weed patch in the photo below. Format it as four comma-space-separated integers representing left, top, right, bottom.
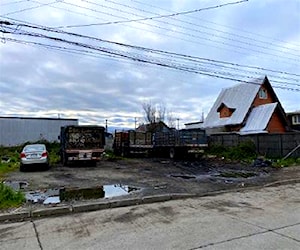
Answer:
0, 183, 25, 209
273, 158, 300, 168
207, 141, 257, 161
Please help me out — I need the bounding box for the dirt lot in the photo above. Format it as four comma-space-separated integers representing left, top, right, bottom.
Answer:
4, 157, 300, 201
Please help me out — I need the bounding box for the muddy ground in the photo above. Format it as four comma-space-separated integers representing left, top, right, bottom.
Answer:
4, 157, 300, 202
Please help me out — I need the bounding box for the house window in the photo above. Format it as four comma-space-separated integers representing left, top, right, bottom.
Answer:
292, 114, 300, 125
258, 88, 267, 99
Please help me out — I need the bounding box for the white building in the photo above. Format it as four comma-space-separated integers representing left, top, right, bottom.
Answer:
0, 116, 78, 146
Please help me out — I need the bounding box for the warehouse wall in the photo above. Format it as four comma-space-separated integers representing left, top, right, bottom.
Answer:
0, 117, 78, 146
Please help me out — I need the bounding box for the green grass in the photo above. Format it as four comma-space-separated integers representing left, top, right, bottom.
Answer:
207, 141, 257, 161
0, 183, 25, 209
102, 150, 123, 161
0, 162, 20, 180
0, 146, 21, 180
273, 157, 300, 168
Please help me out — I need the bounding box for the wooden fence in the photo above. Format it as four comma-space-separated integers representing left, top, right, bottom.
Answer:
209, 133, 300, 158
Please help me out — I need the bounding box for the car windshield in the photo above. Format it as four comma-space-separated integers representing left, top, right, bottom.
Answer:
24, 145, 45, 152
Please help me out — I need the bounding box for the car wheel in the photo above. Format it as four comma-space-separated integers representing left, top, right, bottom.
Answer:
20, 165, 26, 172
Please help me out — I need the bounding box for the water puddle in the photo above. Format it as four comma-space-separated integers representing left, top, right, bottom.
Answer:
214, 171, 258, 179
170, 174, 196, 179
3, 181, 140, 205
169, 170, 263, 183
2, 180, 29, 190
26, 188, 61, 204
211, 170, 263, 184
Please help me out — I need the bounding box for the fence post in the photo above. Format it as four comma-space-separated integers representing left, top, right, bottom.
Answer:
256, 134, 259, 155
280, 134, 283, 158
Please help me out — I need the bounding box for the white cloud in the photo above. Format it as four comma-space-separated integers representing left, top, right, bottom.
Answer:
0, 0, 299, 128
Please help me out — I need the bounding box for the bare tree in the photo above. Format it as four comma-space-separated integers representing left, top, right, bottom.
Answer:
157, 103, 166, 122
167, 110, 176, 128
142, 101, 166, 124
142, 101, 156, 123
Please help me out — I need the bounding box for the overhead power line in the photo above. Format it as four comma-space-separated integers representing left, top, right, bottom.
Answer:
102, 0, 299, 56
1, 19, 299, 92
50, 0, 299, 64
60, 0, 248, 28
1, 19, 299, 79
129, 0, 300, 49
5, 36, 298, 86
8, 0, 298, 65
1, 0, 59, 16
0, 0, 28, 7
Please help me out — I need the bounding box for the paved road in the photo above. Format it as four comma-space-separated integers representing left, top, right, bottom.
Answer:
1, 183, 299, 250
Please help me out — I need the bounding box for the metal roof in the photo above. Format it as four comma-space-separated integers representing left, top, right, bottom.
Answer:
204, 82, 261, 128
239, 103, 278, 135
0, 116, 78, 121
185, 121, 205, 129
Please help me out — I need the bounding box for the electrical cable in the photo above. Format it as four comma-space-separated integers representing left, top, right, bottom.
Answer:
1, 24, 299, 91
50, 0, 299, 64
2, 19, 299, 79
130, 0, 300, 49
1, 0, 59, 16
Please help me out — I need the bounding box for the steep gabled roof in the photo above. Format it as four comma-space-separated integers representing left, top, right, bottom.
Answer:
136, 121, 171, 133
239, 103, 277, 135
204, 78, 264, 128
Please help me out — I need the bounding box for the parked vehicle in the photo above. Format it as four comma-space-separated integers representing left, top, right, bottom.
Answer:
20, 144, 49, 171
113, 130, 153, 157
60, 125, 105, 166
113, 128, 207, 159
154, 129, 208, 159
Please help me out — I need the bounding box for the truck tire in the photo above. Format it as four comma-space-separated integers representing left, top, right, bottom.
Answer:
62, 154, 68, 166
169, 148, 176, 159
121, 148, 129, 158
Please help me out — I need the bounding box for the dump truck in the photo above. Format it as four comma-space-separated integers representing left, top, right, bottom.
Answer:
154, 128, 208, 159
60, 125, 105, 165
113, 130, 153, 157
113, 128, 207, 159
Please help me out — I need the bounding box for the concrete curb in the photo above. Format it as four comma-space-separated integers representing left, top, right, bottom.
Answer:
0, 193, 194, 223
1, 178, 299, 223
0, 211, 31, 222
263, 178, 300, 187
31, 206, 72, 219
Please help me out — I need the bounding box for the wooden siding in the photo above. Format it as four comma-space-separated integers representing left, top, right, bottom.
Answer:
219, 106, 235, 118
252, 84, 275, 107
266, 111, 286, 133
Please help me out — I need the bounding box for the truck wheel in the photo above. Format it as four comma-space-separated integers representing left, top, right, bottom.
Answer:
169, 148, 176, 159
62, 154, 68, 166
121, 148, 129, 158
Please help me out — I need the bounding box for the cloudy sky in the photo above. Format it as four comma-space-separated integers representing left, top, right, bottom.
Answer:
0, 0, 299, 131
